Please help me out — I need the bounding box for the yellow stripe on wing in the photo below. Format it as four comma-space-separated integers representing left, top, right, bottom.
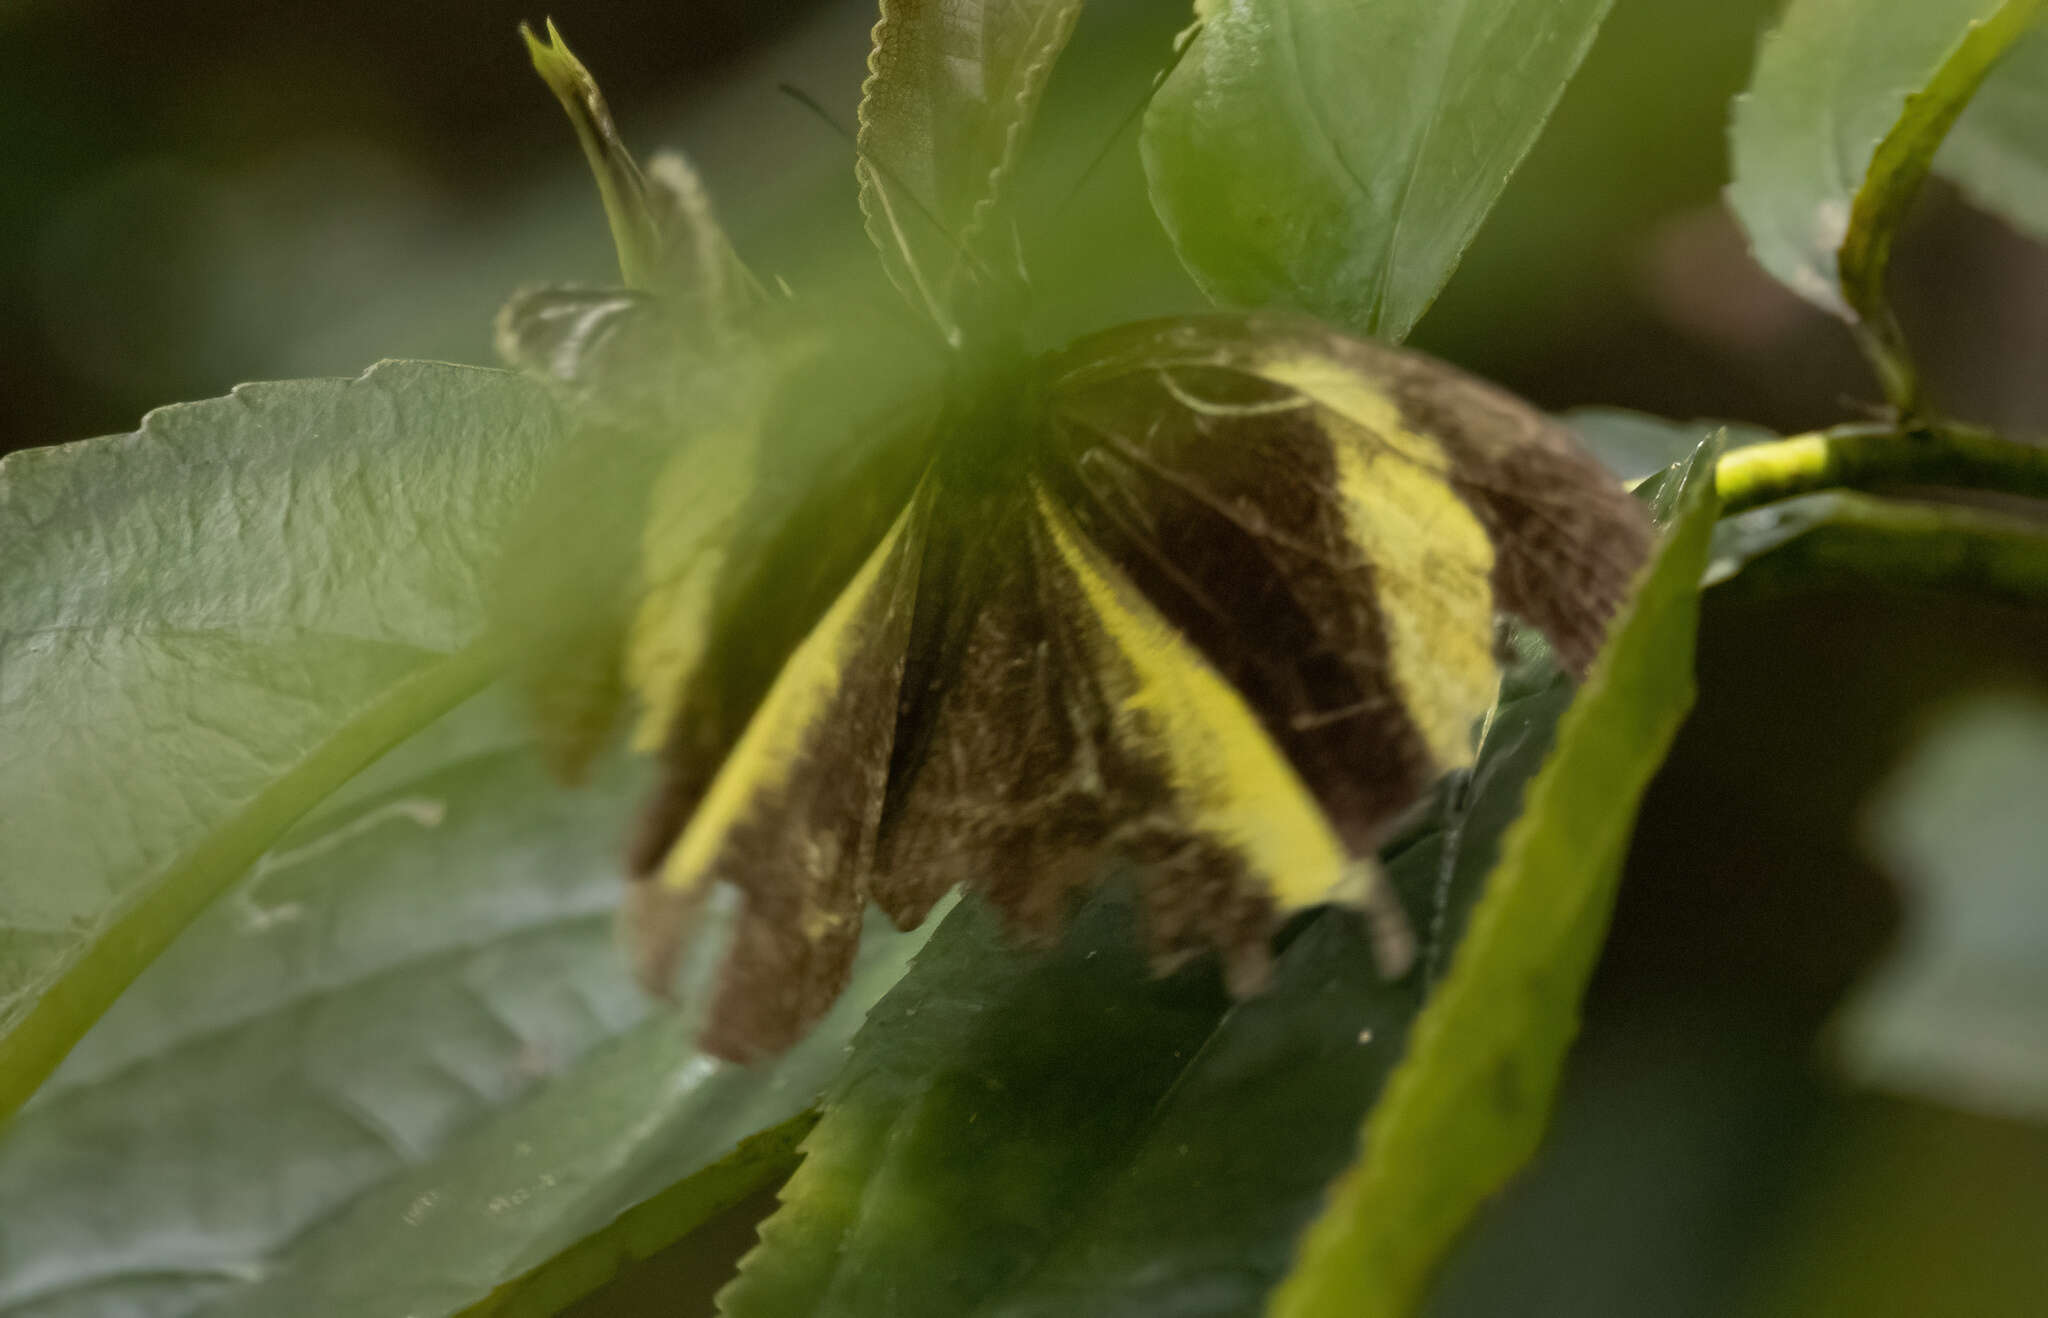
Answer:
1030, 482, 1349, 915
1255, 354, 1499, 773
658, 491, 923, 897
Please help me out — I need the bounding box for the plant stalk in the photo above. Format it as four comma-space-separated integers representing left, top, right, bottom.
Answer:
1716, 423, 2048, 515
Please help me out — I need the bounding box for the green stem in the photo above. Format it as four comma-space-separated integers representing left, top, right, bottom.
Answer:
1714, 493, 2048, 605
0, 639, 506, 1128
1850, 316, 1922, 421
1716, 423, 2048, 515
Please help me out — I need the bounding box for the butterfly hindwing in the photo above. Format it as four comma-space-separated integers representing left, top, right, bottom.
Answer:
492, 283, 772, 783
490, 290, 682, 780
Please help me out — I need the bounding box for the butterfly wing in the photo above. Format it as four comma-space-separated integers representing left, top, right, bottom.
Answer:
871, 480, 1409, 993
632, 489, 930, 1061
616, 313, 944, 871
1038, 312, 1653, 851
867, 482, 1103, 935
856, 0, 1085, 336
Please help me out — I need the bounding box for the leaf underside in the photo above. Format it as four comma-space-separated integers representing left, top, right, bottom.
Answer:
0, 362, 559, 1125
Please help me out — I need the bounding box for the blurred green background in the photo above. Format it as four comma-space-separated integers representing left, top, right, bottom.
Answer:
7, 0, 2047, 1313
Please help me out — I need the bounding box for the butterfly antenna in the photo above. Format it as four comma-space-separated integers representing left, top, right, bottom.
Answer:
776, 82, 1003, 295
1048, 30, 1197, 224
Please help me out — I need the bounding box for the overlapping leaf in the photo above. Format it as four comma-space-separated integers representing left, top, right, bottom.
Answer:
1141, 0, 1617, 341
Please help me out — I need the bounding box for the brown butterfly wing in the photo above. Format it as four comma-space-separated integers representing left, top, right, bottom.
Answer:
868, 483, 1113, 937
872, 478, 1376, 994
1038, 313, 1652, 849
632, 493, 930, 1061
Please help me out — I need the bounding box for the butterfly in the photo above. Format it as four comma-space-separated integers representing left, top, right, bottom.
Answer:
494, 9, 1653, 1063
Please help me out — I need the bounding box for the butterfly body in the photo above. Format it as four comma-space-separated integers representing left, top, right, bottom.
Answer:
498, 14, 1653, 1062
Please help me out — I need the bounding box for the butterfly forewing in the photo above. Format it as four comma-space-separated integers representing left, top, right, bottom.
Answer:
633, 490, 930, 1061
1039, 314, 1651, 844
1038, 318, 1487, 849
1026, 485, 1376, 988
1372, 350, 1654, 673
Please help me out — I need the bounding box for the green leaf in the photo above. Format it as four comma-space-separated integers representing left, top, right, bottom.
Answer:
0, 689, 937, 1318
0, 363, 559, 1124
713, 637, 1629, 1317
1726, 0, 2044, 405
460, 1113, 818, 1318
716, 891, 1234, 1318
1141, 0, 1616, 341
1840, 693, 2048, 1120
857, 0, 1086, 336
1267, 440, 1720, 1318
1938, 20, 2048, 244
